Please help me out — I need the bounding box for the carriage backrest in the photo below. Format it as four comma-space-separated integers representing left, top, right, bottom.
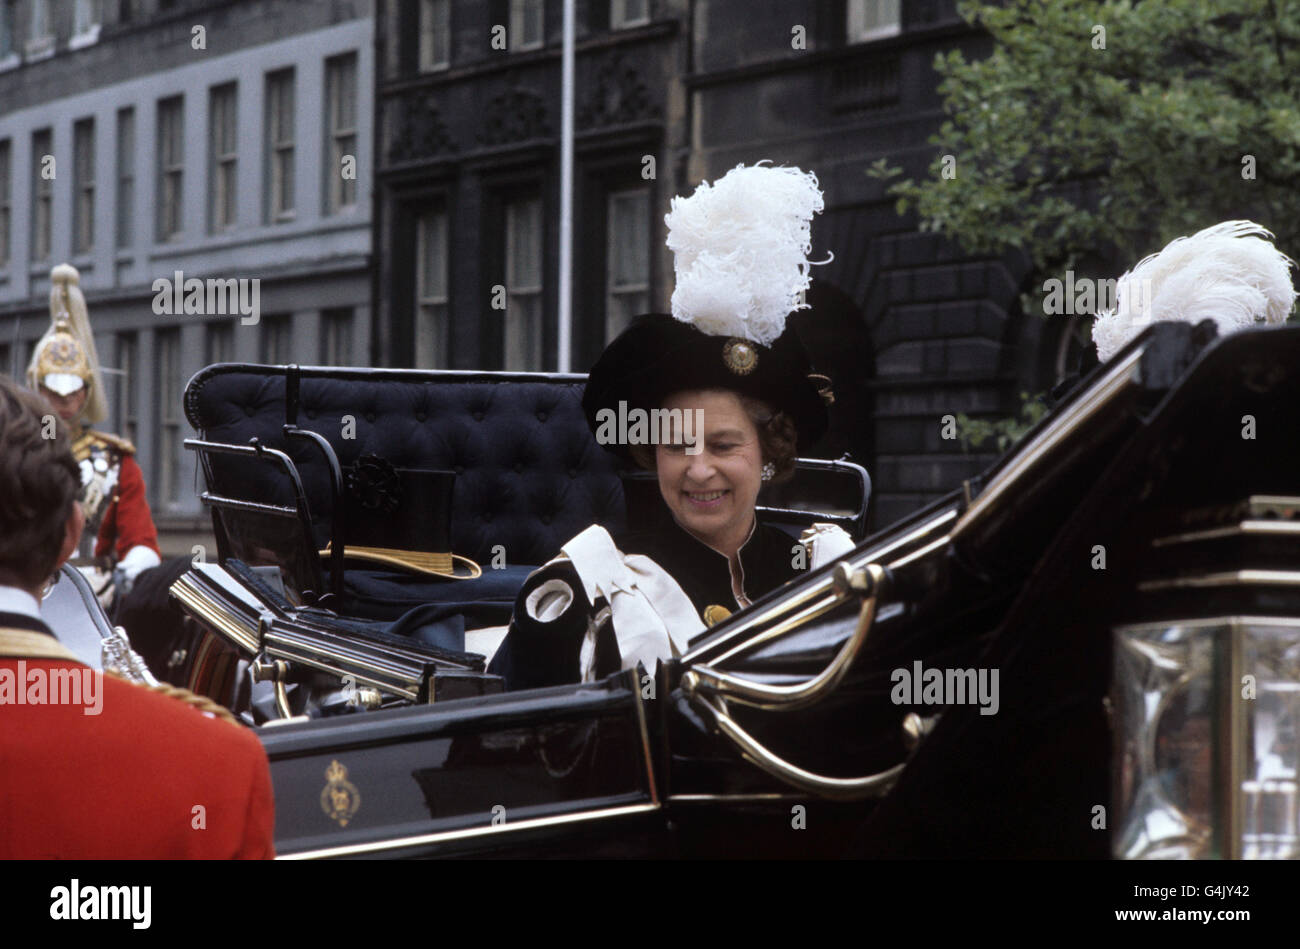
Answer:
184, 364, 628, 568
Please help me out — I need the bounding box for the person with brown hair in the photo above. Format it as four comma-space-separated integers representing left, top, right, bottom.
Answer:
0, 376, 275, 859
490, 164, 853, 690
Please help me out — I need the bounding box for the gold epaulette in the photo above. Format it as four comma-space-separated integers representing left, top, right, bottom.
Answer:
74, 429, 136, 456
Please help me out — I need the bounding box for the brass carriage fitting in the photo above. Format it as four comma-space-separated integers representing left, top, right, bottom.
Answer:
250, 657, 293, 719
831, 562, 886, 599
901, 712, 939, 751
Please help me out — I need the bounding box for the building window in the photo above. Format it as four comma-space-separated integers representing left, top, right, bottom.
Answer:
73, 119, 95, 255
847, 0, 901, 43
415, 209, 448, 368
0, 2, 16, 60
260, 314, 291, 363
157, 96, 184, 242
31, 129, 51, 263
71, 0, 101, 47
155, 328, 182, 506
265, 69, 296, 223
26, 0, 52, 57
605, 187, 650, 342
323, 53, 357, 215
0, 139, 10, 268
610, 0, 649, 29
419, 0, 450, 71
119, 0, 133, 24
116, 332, 138, 446
209, 83, 237, 233
509, 0, 542, 51
205, 321, 233, 365
321, 307, 354, 365
116, 108, 134, 249
74, 0, 100, 34
504, 195, 543, 369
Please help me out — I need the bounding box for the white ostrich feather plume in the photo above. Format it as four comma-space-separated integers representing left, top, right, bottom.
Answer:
1092, 220, 1297, 362
665, 162, 826, 347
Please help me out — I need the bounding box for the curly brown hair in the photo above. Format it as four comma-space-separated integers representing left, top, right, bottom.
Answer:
628, 390, 799, 484
0, 377, 81, 589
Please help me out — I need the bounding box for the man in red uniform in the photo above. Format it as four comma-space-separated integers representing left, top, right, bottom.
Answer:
0, 376, 275, 858
27, 264, 161, 602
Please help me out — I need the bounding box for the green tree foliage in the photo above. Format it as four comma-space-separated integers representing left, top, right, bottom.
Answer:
954, 391, 1049, 453
870, 0, 1300, 276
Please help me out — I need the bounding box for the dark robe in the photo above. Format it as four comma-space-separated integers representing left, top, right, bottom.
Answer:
488, 506, 801, 690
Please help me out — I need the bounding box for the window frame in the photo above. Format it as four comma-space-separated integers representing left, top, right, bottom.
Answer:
503, 193, 544, 370
73, 118, 96, 256
155, 328, 182, 509
209, 82, 238, 233
323, 53, 358, 216
31, 128, 52, 263
415, 207, 450, 368
610, 0, 650, 30
0, 139, 10, 268
264, 68, 297, 224
115, 108, 135, 250
156, 96, 185, 243
418, 0, 451, 72
509, 0, 543, 52
846, 0, 902, 44
604, 185, 651, 343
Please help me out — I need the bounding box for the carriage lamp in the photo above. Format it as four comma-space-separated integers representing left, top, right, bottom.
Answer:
1113, 618, 1300, 859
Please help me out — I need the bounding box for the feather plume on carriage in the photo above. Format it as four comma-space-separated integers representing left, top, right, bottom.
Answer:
1092, 220, 1298, 362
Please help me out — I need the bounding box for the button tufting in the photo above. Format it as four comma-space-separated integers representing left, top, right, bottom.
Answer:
541, 514, 552, 524
536, 411, 548, 422
365, 412, 376, 422
567, 468, 577, 478
305, 410, 317, 419
454, 465, 464, 474
416, 411, 427, 422
513, 462, 523, 473
473, 411, 484, 421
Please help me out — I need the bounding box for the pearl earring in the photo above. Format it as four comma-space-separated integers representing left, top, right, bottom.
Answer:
760, 462, 775, 482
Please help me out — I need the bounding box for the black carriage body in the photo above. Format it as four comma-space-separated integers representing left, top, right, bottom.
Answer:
173, 323, 1300, 858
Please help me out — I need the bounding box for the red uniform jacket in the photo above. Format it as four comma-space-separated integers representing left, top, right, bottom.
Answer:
0, 612, 275, 859
94, 453, 161, 562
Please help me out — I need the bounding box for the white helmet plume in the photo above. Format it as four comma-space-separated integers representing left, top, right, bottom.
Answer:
1092, 220, 1297, 362
665, 162, 827, 347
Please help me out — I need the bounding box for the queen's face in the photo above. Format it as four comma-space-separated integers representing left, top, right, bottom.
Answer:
655, 389, 763, 557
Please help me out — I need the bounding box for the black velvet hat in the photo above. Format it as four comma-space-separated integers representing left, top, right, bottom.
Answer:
582, 162, 833, 462
582, 313, 830, 462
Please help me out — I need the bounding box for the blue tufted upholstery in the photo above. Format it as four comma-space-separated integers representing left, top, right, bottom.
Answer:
185, 364, 629, 570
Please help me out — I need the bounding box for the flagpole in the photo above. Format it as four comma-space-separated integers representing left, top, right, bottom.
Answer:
557, 0, 574, 372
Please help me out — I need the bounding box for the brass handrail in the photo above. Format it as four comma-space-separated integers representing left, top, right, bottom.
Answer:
695, 692, 907, 802
682, 563, 886, 711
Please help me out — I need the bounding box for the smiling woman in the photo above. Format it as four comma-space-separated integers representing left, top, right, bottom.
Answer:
488, 163, 848, 691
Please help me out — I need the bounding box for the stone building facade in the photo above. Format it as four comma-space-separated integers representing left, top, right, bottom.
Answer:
0, 0, 374, 553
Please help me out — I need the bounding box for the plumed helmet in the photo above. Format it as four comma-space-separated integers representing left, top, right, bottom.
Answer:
27, 264, 109, 424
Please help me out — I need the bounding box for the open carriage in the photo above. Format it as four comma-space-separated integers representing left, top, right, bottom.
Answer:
145, 320, 1299, 858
